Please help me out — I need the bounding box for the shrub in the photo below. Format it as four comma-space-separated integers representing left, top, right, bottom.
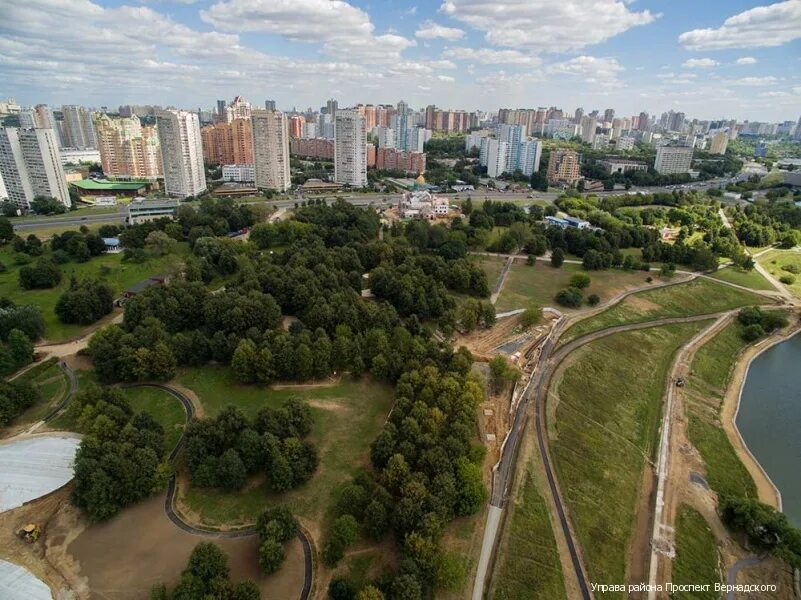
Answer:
520, 303, 543, 328
587, 293, 600, 306
569, 273, 591, 289
781, 264, 800, 275
550, 248, 564, 268
554, 287, 583, 308
19, 259, 62, 289
741, 323, 765, 342
779, 274, 795, 285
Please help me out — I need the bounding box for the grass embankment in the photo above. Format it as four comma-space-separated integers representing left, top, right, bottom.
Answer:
175, 367, 394, 525
8, 358, 67, 426
672, 505, 721, 598
494, 261, 654, 313
491, 463, 566, 600
0, 244, 188, 342
708, 267, 774, 291
121, 386, 186, 454
685, 321, 758, 500
551, 323, 707, 593
758, 249, 801, 299
561, 278, 768, 344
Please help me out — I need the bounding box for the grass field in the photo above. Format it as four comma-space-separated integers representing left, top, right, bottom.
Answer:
550, 323, 706, 593
494, 261, 655, 313
757, 249, 801, 298
176, 368, 394, 525
471, 255, 505, 290
121, 386, 186, 455
491, 462, 566, 600
708, 266, 774, 291
672, 505, 721, 598
685, 321, 758, 500
0, 244, 188, 342
9, 358, 68, 426
561, 278, 768, 343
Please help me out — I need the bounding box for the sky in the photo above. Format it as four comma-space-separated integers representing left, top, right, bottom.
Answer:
1, 0, 800, 122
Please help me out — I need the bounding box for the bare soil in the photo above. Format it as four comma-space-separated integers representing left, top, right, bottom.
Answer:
62, 495, 305, 599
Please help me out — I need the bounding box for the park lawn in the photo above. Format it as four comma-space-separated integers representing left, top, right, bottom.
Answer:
16, 222, 104, 239
757, 249, 801, 299
9, 358, 68, 426
550, 323, 706, 594
561, 278, 768, 343
672, 505, 721, 598
685, 321, 758, 500
121, 386, 186, 455
471, 254, 505, 290
708, 267, 774, 291
0, 243, 188, 342
490, 462, 566, 600
176, 368, 394, 526
494, 260, 655, 313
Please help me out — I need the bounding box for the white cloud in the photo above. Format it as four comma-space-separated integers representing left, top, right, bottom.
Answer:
548, 56, 624, 78
683, 58, 719, 68
736, 56, 758, 65
415, 20, 465, 40
760, 91, 789, 97
442, 47, 540, 65
678, 1, 801, 50
201, 0, 415, 61
437, 75, 456, 82
439, 0, 657, 52
730, 76, 779, 86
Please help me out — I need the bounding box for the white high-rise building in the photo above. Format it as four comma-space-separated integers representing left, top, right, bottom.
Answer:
251, 109, 291, 192
499, 124, 525, 173
654, 145, 693, 174
0, 170, 8, 201
156, 109, 206, 198
486, 139, 509, 178
375, 126, 395, 149
62, 105, 97, 149
0, 127, 70, 209
406, 127, 431, 153
517, 140, 543, 176
580, 115, 597, 144
709, 131, 729, 155
334, 110, 367, 187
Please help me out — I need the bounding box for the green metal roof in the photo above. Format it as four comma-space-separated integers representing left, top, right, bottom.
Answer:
70, 179, 148, 191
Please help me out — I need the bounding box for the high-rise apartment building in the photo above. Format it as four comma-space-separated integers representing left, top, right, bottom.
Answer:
156, 109, 206, 198
486, 139, 509, 178
580, 115, 597, 144
334, 110, 367, 187
200, 119, 254, 166
289, 116, 306, 138
94, 113, 162, 178
638, 112, 650, 131
517, 140, 543, 177
709, 131, 729, 155
326, 99, 338, 119
264, 100, 277, 111
0, 127, 70, 209
546, 150, 581, 186
251, 109, 291, 192
61, 105, 98, 149
654, 145, 693, 174
375, 126, 395, 149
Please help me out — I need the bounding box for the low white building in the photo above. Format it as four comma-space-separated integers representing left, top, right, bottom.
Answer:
399, 190, 449, 220
222, 163, 255, 183
59, 148, 101, 165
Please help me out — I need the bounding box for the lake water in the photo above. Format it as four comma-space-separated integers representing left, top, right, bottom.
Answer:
737, 333, 801, 527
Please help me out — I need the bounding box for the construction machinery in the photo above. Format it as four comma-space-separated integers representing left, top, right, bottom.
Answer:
16, 523, 41, 543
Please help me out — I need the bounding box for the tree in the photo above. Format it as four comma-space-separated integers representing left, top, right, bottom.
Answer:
587, 293, 601, 306
550, 248, 565, 268
217, 449, 247, 491
329, 577, 357, 600
55, 279, 114, 325
6, 329, 33, 369
0, 217, 13, 244
30, 196, 67, 215
520, 303, 542, 328
185, 542, 230, 582
489, 356, 519, 394
19, 259, 61, 289
569, 273, 591, 289
323, 514, 359, 566
0, 302, 45, 342
258, 537, 285, 574
145, 230, 177, 256
554, 287, 583, 308
357, 586, 385, 600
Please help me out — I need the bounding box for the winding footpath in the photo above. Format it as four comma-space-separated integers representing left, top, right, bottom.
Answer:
36, 366, 314, 600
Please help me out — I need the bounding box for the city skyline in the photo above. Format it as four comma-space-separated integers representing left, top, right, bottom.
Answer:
1, 1, 800, 121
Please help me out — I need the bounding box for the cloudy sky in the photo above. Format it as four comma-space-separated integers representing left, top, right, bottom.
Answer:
1, 0, 800, 121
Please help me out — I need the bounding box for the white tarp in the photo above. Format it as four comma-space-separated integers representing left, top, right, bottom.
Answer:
0, 560, 52, 600
0, 436, 80, 513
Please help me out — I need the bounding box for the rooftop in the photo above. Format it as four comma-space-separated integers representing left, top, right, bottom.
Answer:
71, 179, 148, 191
